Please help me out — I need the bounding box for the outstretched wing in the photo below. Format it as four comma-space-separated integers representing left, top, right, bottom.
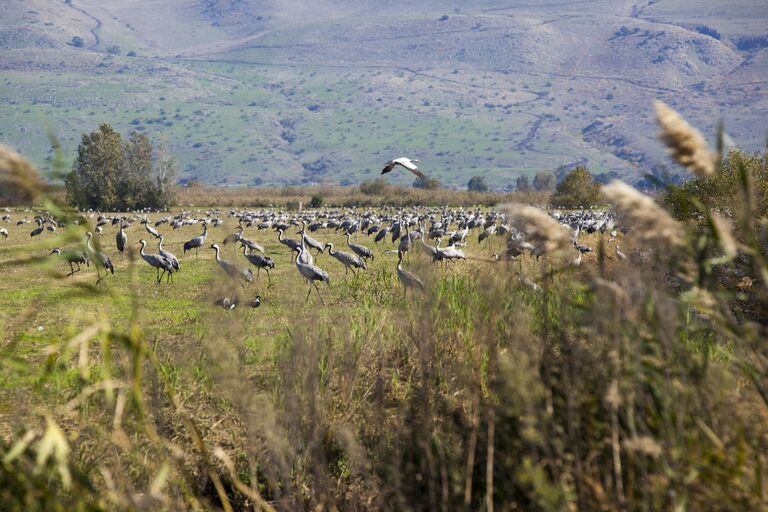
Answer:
382, 158, 425, 178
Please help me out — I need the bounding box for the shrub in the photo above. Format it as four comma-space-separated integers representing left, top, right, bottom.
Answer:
413, 175, 441, 190
309, 194, 324, 208
70, 36, 84, 48
550, 166, 601, 207
661, 149, 768, 221
359, 179, 391, 196
106, 45, 121, 55
467, 175, 488, 192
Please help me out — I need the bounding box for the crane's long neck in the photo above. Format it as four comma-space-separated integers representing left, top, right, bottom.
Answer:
213, 246, 221, 261
278, 230, 284, 241
159, 237, 164, 251
139, 242, 146, 255
87, 235, 94, 252
327, 244, 334, 255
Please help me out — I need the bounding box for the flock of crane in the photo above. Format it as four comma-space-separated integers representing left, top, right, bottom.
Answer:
0, 204, 626, 309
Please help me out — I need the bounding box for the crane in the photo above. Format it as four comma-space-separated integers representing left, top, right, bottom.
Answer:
86, 232, 114, 284
396, 250, 424, 293
138, 239, 174, 283
50, 248, 89, 276
345, 232, 374, 261
293, 246, 329, 304
325, 242, 366, 275
211, 244, 253, 284
381, 157, 425, 178
183, 222, 207, 260
116, 220, 127, 257
158, 235, 180, 272
240, 244, 275, 281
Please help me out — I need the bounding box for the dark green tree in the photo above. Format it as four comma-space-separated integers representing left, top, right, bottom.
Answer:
516, 175, 531, 192
550, 166, 601, 208
66, 124, 176, 211
66, 123, 122, 210
533, 172, 556, 192
467, 176, 488, 192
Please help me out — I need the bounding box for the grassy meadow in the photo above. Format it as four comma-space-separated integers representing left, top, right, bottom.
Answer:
2, 194, 767, 510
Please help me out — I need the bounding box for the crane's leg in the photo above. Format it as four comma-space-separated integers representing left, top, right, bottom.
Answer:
313, 281, 325, 305
305, 283, 313, 302
195, 247, 199, 261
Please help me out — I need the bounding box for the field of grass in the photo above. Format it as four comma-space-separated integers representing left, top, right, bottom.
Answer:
2, 185, 768, 510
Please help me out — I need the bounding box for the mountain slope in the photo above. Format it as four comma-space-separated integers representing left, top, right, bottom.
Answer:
0, 0, 765, 188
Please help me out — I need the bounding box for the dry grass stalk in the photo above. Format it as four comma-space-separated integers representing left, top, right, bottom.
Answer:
0, 145, 45, 206
602, 181, 685, 247
710, 213, 737, 258
655, 101, 717, 177
502, 204, 572, 256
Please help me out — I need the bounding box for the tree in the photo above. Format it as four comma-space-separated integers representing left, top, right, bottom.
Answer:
71, 36, 84, 48
516, 175, 531, 192
66, 123, 176, 211
413, 176, 441, 190
66, 123, 123, 210
550, 166, 601, 208
467, 176, 488, 192
532, 172, 555, 192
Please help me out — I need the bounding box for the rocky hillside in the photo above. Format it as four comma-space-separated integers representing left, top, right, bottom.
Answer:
0, 0, 765, 187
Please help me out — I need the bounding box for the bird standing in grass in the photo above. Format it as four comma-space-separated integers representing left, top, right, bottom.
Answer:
50, 248, 89, 276
183, 222, 207, 260
345, 232, 374, 261
86, 231, 114, 284
0, 227, 8, 238
325, 242, 366, 276
138, 239, 174, 283
158, 235, 180, 273
211, 243, 253, 284
241, 244, 274, 281
116, 220, 127, 257
293, 246, 329, 304
397, 250, 424, 293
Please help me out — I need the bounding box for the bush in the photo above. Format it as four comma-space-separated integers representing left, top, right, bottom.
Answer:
661, 149, 768, 221
359, 179, 391, 196
309, 194, 324, 208
550, 166, 601, 207
65, 123, 177, 211
70, 36, 84, 48
413, 175, 441, 190
467, 175, 488, 192
106, 45, 121, 55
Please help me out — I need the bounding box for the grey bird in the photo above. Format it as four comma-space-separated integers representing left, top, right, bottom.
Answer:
158, 235, 180, 272
241, 244, 275, 281
50, 248, 89, 276
345, 232, 374, 261
183, 222, 207, 260
86, 232, 114, 284
325, 242, 366, 275
396, 250, 424, 293
293, 246, 329, 304
116, 220, 127, 257
138, 239, 174, 283
211, 243, 253, 284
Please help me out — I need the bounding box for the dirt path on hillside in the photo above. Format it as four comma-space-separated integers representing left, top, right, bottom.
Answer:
65, 1, 102, 49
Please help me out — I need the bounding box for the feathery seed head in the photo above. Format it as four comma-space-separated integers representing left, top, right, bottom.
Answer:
502, 204, 572, 256
655, 101, 717, 177
602, 180, 685, 247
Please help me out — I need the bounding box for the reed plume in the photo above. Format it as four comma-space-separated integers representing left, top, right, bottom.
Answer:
655, 100, 717, 177
502, 204, 572, 256
602, 180, 685, 247
0, 145, 45, 206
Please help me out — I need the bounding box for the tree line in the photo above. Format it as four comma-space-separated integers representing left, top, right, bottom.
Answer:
65, 123, 177, 211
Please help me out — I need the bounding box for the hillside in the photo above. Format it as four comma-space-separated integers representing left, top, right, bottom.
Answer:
0, 0, 766, 188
